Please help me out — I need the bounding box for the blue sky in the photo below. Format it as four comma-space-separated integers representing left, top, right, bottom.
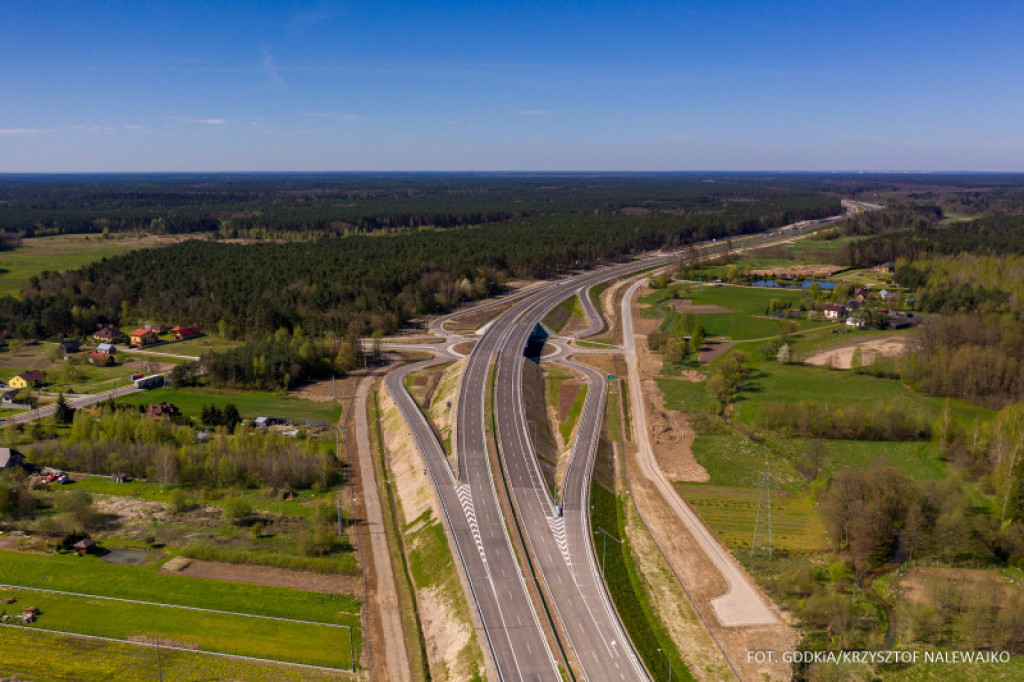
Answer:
1, 1, 1021, 171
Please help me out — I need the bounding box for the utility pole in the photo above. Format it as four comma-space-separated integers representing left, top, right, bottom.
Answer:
751, 459, 773, 559
658, 647, 672, 682
156, 638, 163, 682
595, 525, 621, 576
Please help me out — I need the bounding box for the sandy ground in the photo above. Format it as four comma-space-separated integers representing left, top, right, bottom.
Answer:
290, 375, 359, 403
667, 299, 732, 314
93, 496, 169, 526
378, 387, 480, 680
622, 466, 733, 681
164, 558, 361, 594
804, 334, 911, 369
643, 378, 709, 483
699, 341, 735, 365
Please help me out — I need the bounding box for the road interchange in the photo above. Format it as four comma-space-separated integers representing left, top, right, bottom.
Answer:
382, 204, 864, 680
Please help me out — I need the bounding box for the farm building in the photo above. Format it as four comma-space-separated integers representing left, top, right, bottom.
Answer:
171, 325, 201, 340
93, 326, 124, 343
9, 371, 45, 389
58, 340, 81, 354
129, 328, 159, 348
96, 342, 117, 354
113, 472, 132, 483
88, 351, 115, 366
73, 538, 97, 555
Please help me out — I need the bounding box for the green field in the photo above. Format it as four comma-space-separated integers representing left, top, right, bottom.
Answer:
679, 484, 827, 553
0, 550, 360, 622
0, 235, 176, 297
0, 628, 353, 682
643, 283, 829, 341
0, 586, 354, 669
115, 387, 341, 423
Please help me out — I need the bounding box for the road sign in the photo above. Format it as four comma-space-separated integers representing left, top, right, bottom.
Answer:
607, 374, 615, 380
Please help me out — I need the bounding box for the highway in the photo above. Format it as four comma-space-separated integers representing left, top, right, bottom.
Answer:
490, 278, 647, 681
386, 202, 862, 679
387, 341, 561, 681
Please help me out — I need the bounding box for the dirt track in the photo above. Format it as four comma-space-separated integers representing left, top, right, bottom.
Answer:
804, 334, 911, 369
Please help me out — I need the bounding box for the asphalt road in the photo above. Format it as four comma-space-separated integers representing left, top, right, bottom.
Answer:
388, 345, 561, 682
387, 203, 861, 679
491, 279, 648, 681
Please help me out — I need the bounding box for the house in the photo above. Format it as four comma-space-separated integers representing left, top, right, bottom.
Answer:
823, 304, 848, 321
879, 289, 896, 302
129, 328, 158, 348
96, 342, 116, 354
58, 340, 81, 355
0, 448, 24, 470
112, 472, 131, 483
9, 371, 45, 389
73, 538, 97, 555
88, 351, 114, 366
846, 316, 866, 329
146, 402, 179, 420
1, 390, 20, 405
147, 324, 171, 335
876, 261, 896, 274
171, 326, 201, 340
93, 326, 124, 343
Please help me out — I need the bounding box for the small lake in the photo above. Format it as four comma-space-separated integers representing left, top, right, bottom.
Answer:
101, 549, 161, 566
752, 279, 835, 290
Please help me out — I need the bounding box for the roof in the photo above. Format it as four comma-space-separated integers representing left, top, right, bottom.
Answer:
90, 351, 112, 358
73, 538, 97, 549
172, 326, 200, 334
16, 370, 45, 381
129, 328, 153, 336
96, 343, 115, 352
824, 304, 846, 311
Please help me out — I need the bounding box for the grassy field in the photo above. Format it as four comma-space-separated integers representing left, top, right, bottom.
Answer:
643, 283, 829, 340
0, 627, 354, 682
0, 585, 355, 669
0, 550, 360, 622
115, 387, 341, 423
678, 484, 828, 553
0, 234, 179, 297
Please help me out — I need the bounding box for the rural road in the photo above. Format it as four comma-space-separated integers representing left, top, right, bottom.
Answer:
620, 277, 778, 627
353, 366, 414, 682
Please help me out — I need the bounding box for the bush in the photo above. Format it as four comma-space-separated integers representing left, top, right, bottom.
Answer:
221, 497, 252, 525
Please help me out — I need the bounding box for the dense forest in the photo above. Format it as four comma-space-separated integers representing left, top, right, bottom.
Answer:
0, 177, 840, 341
0, 172, 842, 239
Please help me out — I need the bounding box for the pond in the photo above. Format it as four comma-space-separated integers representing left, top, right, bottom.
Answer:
751, 279, 835, 290
101, 549, 162, 566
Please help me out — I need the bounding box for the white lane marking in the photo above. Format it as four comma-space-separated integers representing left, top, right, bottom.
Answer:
546, 516, 572, 568
456, 484, 487, 564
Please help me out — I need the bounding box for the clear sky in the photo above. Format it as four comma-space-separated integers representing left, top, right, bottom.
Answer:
1, 1, 1021, 172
